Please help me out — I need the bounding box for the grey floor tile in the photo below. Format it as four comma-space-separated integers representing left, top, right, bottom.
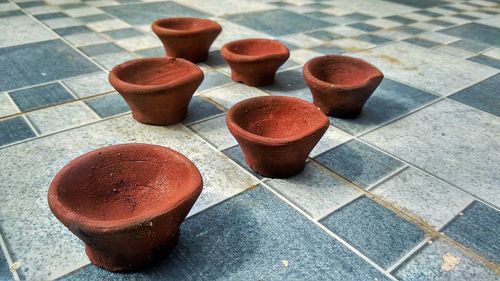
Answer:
321, 196, 426, 269
330, 78, 438, 135
310, 125, 352, 158
440, 23, 500, 47
33, 12, 66, 21
224, 9, 329, 36
468, 55, 500, 69
268, 162, 362, 219
79, 42, 123, 57
76, 13, 113, 23
9, 83, 75, 112
93, 51, 137, 70
372, 167, 474, 229
53, 25, 91, 36
0, 39, 100, 92
355, 34, 392, 45
315, 139, 405, 188
0, 116, 258, 280
62, 72, 113, 98
384, 15, 417, 25
189, 115, 237, 150
0, 116, 35, 146
348, 22, 381, 32
0, 13, 56, 48
260, 68, 312, 103
102, 1, 208, 26
449, 73, 500, 117
182, 96, 223, 125
196, 71, 232, 93
361, 99, 500, 208
136, 47, 164, 58
448, 39, 492, 53
0, 92, 19, 118
404, 37, 441, 48
102, 27, 143, 40
395, 239, 498, 281
85, 92, 129, 118
201, 83, 267, 110
443, 201, 500, 263
63, 31, 108, 47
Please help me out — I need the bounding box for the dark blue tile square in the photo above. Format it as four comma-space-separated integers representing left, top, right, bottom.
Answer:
204, 50, 226, 68
441, 23, 500, 47
443, 201, 500, 263
330, 79, 438, 135
321, 196, 426, 269
102, 28, 143, 40
315, 139, 405, 188
0, 10, 24, 18
260, 68, 313, 103
34, 12, 67, 20
17, 1, 45, 8
449, 74, 500, 117
222, 145, 262, 179
404, 37, 440, 48
453, 14, 479, 21
77, 13, 113, 23
448, 39, 490, 53
53, 25, 91, 36
384, 15, 417, 25
196, 71, 232, 93
342, 12, 374, 22
416, 10, 442, 18
426, 19, 454, 27
355, 34, 392, 45
468, 55, 500, 69
79, 43, 123, 57
224, 9, 330, 36
384, 0, 446, 8
9, 83, 75, 112
85, 92, 130, 118
0, 39, 100, 92
440, 5, 464, 12
102, 1, 208, 26
305, 30, 341, 41
182, 96, 223, 125
395, 26, 426, 35
136, 47, 164, 58
0, 246, 11, 281
348, 22, 381, 32
0, 116, 36, 146
303, 11, 331, 19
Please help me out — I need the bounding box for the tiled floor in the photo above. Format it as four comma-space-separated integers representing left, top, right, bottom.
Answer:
0, 0, 498, 280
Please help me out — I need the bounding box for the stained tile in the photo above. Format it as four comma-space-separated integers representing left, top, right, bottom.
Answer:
441, 23, 500, 47
102, 1, 208, 26
468, 55, 500, 69
330, 78, 438, 135
0, 116, 35, 146
0, 116, 258, 280
85, 92, 129, 118
189, 115, 236, 150
63, 72, 113, 98
280, 33, 324, 49
182, 96, 223, 125
361, 99, 500, 208
434, 45, 476, 58
0, 13, 56, 48
79, 42, 123, 56
261, 68, 312, 103
224, 9, 329, 36
373, 167, 474, 229
353, 42, 498, 96
0, 39, 100, 92
9, 83, 74, 112
202, 83, 268, 110
395, 239, 498, 280
268, 162, 361, 219
0, 92, 19, 118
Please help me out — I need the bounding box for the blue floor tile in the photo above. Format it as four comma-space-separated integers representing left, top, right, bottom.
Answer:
443, 201, 500, 263
449, 73, 500, 117
102, 28, 143, 40
224, 9, 329, 36
314, 139, 405, 188
102, 1, 208, 26
342, 12, 374, 22
182, 96, 223, 125
79, 43, 123, 57
53, 26, 91, 36
468, 55, 500, 69
197, 71, 232, 93
321, 196, 426, 269
426, 19, 454, 27
9, 83, 75, 112
204, 50, 226, 68
448, 39, 491, 53
384, 0, 446, 8
0, 39, 100, 92
330, 79, 438, 135
355, 34, 392, 45
348, 22, 381, 32
305, 30, 340, 41
0, 247, 11, 281
260, 68, 313, 103
136, 47, 164, 58
441, 23, 500, 47
60, 187, 389, 280
222, 145, 262, 179
0, 116, 36, 146
77, 14, 114, 23
85, 92, 130, 118
404, 37, 440, 48
34, 12, 67, 21
384, 15, 417, 25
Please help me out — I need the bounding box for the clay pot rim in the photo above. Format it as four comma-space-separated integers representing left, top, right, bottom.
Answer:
151, 17, 221, 37
226, 96, 329, 146
303, 55, 383, 91
221, 38, 290, 63
47, 143, 203, 234
108, 57, 203, 94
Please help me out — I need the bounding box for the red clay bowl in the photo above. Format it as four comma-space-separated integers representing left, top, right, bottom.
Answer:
109, 57, 203, 125
226, 96, 328, 178
221, 38, 289, 86
48, 144, 203, 272
303, 55, 384, 118
152, 17, 222, 63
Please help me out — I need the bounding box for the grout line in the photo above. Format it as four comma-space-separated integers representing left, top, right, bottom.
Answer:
21, 114, 40, 137
386, 238, 431, 274
366, 165, 409, 191
0, 232, 20, 281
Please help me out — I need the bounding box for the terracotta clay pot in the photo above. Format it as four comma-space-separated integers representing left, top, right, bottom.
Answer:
152, 17, 221, 63
221, 39, 289, 86
303, 55, 384, 118
226, 96, 328, 178
109, 57, 203, 125
47, 144, 203, 272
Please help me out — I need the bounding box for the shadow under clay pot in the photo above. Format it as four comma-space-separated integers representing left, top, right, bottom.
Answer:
48, 144, 203, 272
303, 55, 383, 118
221, 38, 289, 86
109, 57, 203, 125
152, 17, 222, 63
226, 96, 329, 178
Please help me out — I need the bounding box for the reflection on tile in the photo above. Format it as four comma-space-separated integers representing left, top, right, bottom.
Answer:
9, 83, 75, 112
315, 140, 405, 188
321, 196, 426, 269
0, 116, 35, 146
85, 92, 129, 118
361, 99, 500, 208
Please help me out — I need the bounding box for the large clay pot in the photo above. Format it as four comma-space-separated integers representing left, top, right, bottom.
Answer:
48, 144, 203, 272
226, 96, 328, 178
221, 38, 289, 86
109, 57, 203, 125
303, 55, 384, 118
152, 17, 221, 63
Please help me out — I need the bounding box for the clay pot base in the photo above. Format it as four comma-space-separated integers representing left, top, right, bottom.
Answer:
303, 55, 383, 118
221, 39, 289, 87
227, 96, 328, 178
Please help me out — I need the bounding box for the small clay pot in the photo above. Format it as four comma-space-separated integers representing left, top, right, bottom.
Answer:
303, 55, 384, 118
109, 57, 203, 125
226, 96, 329, 178
221, 38, 289, 86
47, 144, 203, 272
152, 17, 221, 62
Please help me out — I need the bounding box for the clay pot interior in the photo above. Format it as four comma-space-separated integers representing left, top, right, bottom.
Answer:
153, 17, 219, 34
224, 39, 288, 58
